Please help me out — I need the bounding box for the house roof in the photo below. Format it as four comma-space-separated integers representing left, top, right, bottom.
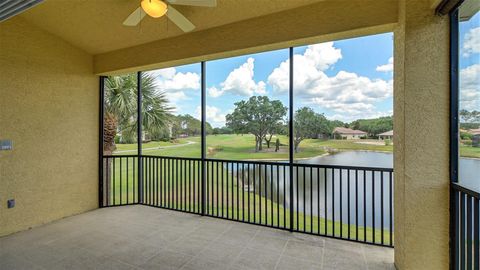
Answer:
378, 130, 393, 136
333, 127, 367, 135
468, 128, 480, 135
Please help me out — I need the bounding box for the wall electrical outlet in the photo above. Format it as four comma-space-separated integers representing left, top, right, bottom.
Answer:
7, 199, 15, 209
0, 140, 13, 151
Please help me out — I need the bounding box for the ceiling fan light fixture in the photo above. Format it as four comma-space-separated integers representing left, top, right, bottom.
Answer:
141, 0, 168, 18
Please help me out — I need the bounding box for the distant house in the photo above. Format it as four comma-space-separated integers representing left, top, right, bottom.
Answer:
468, 128, 480, 136
333, 127, 367, 140
378, 130, 393, 140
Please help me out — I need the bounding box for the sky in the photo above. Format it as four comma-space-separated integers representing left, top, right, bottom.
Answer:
144, 23, 477, 128
459, 11, 480, 113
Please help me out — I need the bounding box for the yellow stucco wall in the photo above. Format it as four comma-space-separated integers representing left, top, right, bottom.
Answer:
0, 17, 98, 237
394, 0, 450, 269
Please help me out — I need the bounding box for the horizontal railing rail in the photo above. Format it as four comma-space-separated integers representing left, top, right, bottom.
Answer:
452, 182, 480, 270
101, 155, 394, 247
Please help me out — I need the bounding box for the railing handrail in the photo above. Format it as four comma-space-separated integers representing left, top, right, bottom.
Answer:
452, 182, 480, 199
106, 155, 393, 172
103, 154, 139, 158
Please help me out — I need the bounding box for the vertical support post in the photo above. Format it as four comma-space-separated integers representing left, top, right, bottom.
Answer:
288, 47, 294, 231
99, 76, 105, 208
449, 9, 459, 270
137, 71, 143, 204
201, 61, 206, 216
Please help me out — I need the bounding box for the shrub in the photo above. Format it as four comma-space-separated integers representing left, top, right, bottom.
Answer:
114, 135, 120, 144
460, 132, 473, 140
385, 139, 391, 146
462, 140, 473, 146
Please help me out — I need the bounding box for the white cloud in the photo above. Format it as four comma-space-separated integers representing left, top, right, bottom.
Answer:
376, 57, 394, 72
195, 105, 227, 127
460, 64, 480, 111
330, 110, 393, 123
463, 27, 480, 57
147, 67, 200, 110
208, 57, 267, 97
208, 86, 223, 98
267, 42, 393, 122
149, 68, 200, 91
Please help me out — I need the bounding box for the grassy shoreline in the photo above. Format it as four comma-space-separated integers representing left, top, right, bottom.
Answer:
113, 134, 479, 160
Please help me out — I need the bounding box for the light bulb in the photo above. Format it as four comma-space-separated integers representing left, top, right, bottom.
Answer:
141, 0, 168, 18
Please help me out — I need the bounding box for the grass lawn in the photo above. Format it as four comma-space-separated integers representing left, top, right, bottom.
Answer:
460, 145, 480, 158
114, 134, 479, 159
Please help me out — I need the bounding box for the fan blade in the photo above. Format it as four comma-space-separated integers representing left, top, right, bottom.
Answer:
123, 6, 146, 26
167, 0, 216, 7
167, 5, 195, 32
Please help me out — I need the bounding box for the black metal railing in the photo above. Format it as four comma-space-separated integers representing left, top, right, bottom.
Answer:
143, 156, 202, 214
101, 155, 394, 247
452, 183, 480, 270
102, 155, 139, 206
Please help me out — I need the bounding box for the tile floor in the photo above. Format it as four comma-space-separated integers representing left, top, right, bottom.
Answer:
0, 205, 394, 270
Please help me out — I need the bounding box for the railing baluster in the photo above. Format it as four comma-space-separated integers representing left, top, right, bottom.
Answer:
227, 162, 230, 219
253, 164, 261, 223
294, 167, 300, 230
372, 170, 375, 244
258, 164, 266, 224
389, 171, 393, 246
332, 168, 335, 237
317, 167, 320, 235
348, 169, 351, 240
363, 170, 367, 242
467, 195, 472, 270
265, 164, 268, 226
236, 162, 239, 220
303, 166, 306, 232
242, 163, 245, 222
277, 165, 280, 228
461, 192, 466, 270
340, 168, 343, 238
247, 163, 250, 223
381, 171, 384, 245
284, 165, 287, 229
270, 165, 273, 227
113, 157, 116, 205
355, 169, 359, 241
474, 197, 479, 270
324, 168, 327, 235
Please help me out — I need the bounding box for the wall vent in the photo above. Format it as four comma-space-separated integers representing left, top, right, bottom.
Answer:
0, 0, 43, 23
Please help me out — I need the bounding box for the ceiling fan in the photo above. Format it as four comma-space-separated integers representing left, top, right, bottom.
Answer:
123, 0, 216, 32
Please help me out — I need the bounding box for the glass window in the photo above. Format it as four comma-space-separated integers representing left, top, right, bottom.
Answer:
457, 0, 480, 191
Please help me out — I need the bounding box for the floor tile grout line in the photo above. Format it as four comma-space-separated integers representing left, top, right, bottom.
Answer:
273, 238, 289, 269
225, 228, 261, 269
178, 219, 235, 269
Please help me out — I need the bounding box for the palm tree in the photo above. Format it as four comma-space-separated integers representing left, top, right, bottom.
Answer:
103, 73, 172, 155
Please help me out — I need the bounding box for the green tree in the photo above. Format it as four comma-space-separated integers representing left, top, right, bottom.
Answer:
293, 107, 330, 152
103, 73, 172, 154
350, 116, 393, 137
459, 109, 480, 130
226, 96, 287, 152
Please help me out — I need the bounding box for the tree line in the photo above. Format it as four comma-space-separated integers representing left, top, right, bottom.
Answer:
225, 96, 393, 152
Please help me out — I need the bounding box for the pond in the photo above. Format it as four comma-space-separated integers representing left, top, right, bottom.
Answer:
247, 151, 479, 230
